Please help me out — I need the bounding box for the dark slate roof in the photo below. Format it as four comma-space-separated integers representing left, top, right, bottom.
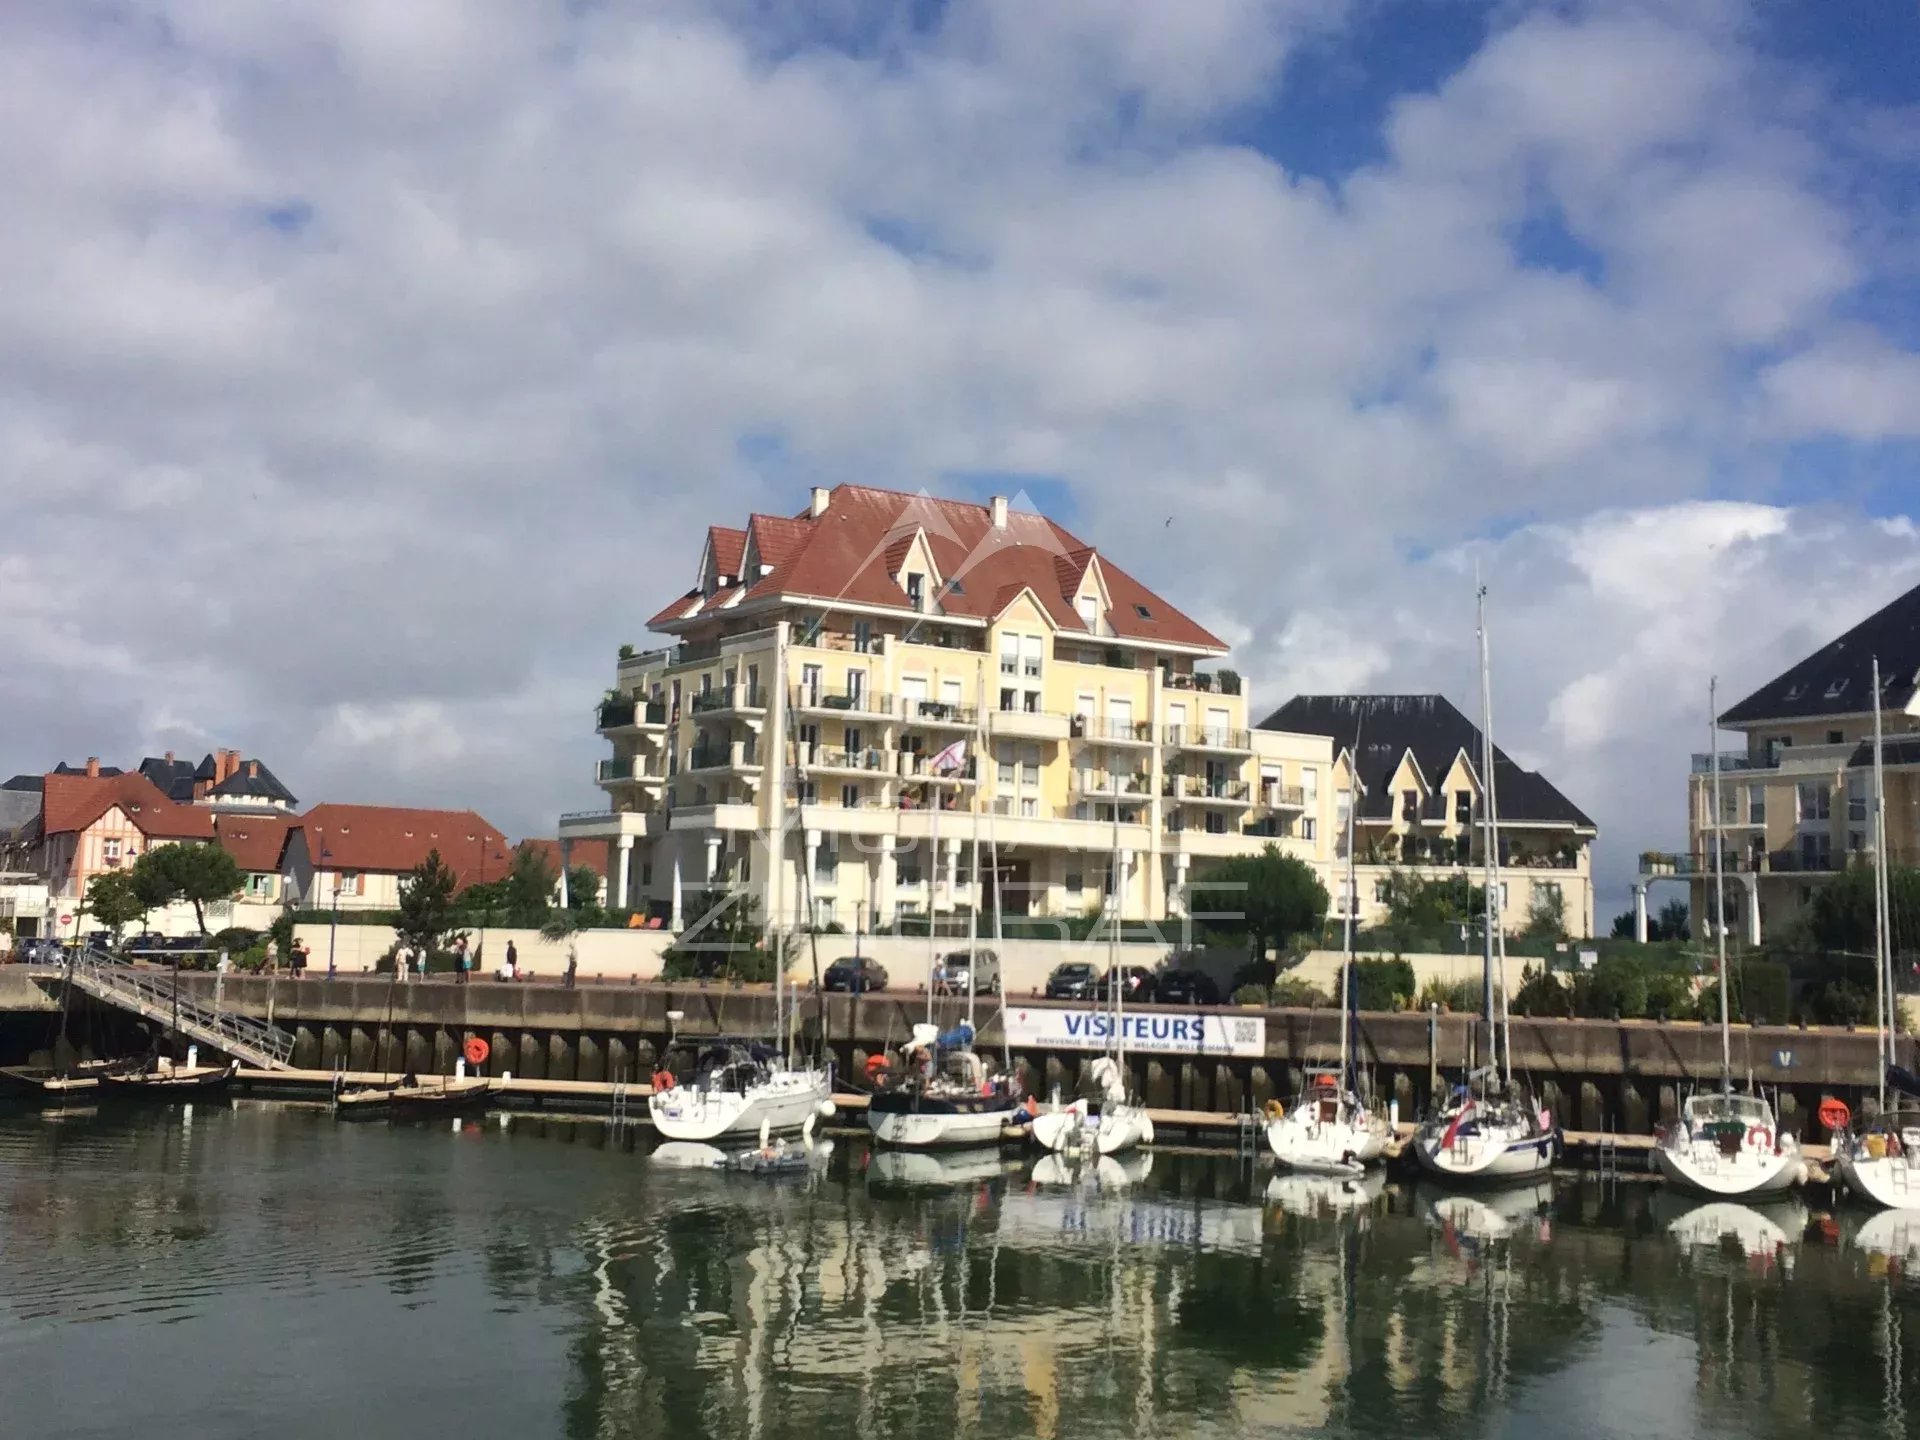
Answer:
1257, 694, 1596, 829
50, 761, 122, 778
207, 761, 297, 806
1721, 579, 1920, 726
0, 789, 40, 840
138, 756, 201, 801
1, 775, 44, 793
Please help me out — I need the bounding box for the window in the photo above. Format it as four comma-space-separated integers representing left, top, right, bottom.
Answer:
815, 847, 838, 881
1498, 882, 1509, 910
844, 727, 862, 754
641, 861, 653, 887
694, 784, 709, 805
738, 849, 751, 883
1302, 818, 1317, 842
745, 665, 760, 706
1401, 790, 1418, 823
1749, 785, 1765, 825
1065, 871, 1083, 895
1797, 781, 1831, 822
1204, 812, 1226, 835
798, 781, 817, 804
1020, 797, 1038, 817
246, 873, 274, 897
1301, 767, 1319, 805
854, 620, 873, 654
1720, 790, 1739, 824
801, 664, 822, 704
906, 573, 925, 610
999, 687, 1018, 712
1455, 792, 1472, 825
842, 783, 860, 809
846, 670, 865, 703
1134, 603, 1153, 619
898, 858, 923, 888
1828, 729, 1845, 746
102, 837, 121, 865
1848, 775, 1868, 823
1375, 879, 1392, 903
1766, 736, 1787, 765
1000, 634, 1018, 675
1851, 830, 1867, 853
945, 578, 964, 597
699, 672, 712, 694
1021, 634, 1043, 679
1825, 678, 1850, 700
1077, 595, 1099, 629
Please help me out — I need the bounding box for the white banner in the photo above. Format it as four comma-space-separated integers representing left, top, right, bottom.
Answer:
1003, 1005, 1266, 1058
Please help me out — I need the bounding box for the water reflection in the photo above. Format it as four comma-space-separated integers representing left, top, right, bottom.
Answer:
7, 1107, 1920, 1440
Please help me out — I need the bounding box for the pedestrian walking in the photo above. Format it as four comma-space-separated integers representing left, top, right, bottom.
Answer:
452, 933, 470, 984
292, 938, 310, 979
564, 941, 578, 990
416, 947, 429, 981
394, 941, 412, 982
506, 940, 518, 974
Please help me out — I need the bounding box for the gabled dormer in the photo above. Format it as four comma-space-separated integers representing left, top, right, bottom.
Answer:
888, 528, 944, 615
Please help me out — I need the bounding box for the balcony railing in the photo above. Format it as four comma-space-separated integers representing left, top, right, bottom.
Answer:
1164, 725, 1252, 751
1262, 784, 1306, 809
1164, 670, 1241, 696
901, 699, 978, 727
686, 740, 758, 772
1163, 776, 1252, 802
793, 687, 894, 715
690, 685, 763, 716
1692, 753, 1762, 774
1070, 771, 1152, 797
598, 698, 668, 730
798, 745, 889, 774
898, 752, 979, 781
793, 629, 889, 656
1070, 716, 1154, 744
596, 758, 662, 784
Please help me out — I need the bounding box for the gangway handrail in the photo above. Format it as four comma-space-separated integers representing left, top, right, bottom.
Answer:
64, 947, 295, 1070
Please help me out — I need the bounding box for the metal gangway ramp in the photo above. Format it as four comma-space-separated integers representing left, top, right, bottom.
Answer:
64, 948, 296, 1070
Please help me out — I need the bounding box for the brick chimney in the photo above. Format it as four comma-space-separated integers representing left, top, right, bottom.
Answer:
85, 757, 100, 778
247, 760, 259, 778
164, 750, 175, 764
216, 749, 237, 783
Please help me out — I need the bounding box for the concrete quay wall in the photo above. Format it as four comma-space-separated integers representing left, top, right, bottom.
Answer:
100, 973, 1898, 1143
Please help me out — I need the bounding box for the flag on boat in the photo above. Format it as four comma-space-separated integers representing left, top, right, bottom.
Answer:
930, 739, 968, 775
1440, 1097, 1475, 1149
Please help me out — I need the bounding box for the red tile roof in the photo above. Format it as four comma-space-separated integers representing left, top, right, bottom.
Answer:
516, 837, 609, 882
707, 526, 746, 581
212, 814, 295, 873
41, 772, 215, 840
645, 485, 1225, 651
299, 804, 509, 888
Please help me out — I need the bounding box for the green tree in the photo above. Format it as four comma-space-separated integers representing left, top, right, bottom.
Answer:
1523, 885, 1567, 942
394, 849, 462, 960
1609, 910, 1635, 939
1808, 865, 1920, 954
86, 871, 144, 942
1200, 846, 1329, 957
566, 865, 602, 913
1654, 898, 1691, 942
128, 842, 243, 933
504, 845, 558, 926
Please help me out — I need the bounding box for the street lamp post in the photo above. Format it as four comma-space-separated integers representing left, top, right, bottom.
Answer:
321, 846, 340, 979
476, 846, 505, 976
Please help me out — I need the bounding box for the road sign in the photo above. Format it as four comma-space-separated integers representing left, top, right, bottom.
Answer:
59, 913, 72, 926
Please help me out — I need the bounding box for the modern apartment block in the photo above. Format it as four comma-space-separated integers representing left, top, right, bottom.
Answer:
1644, 578, 1920, 942
563, 484, 1600, 939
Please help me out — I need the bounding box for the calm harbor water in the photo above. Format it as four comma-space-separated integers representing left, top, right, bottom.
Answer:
2, 1104, 1918, 1440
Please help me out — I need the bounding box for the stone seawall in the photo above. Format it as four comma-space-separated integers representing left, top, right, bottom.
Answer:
47, 973, 1883, 1142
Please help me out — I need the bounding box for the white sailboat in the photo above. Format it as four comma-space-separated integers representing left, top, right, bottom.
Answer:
1268, 757, 1389, 1175
1414, 585, 1556, 1185
1651, 676, 1804, 1199
650, 643, 833, 1144
868, 721, 1025, 1149
1833, 656, 1920, 1208
1031, 803, 1152, 1158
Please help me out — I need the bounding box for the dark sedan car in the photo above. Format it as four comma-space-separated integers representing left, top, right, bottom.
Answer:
1153, 969, 1222, 1006
1044, 962, 1099, 1000
1102, 965, 1157, 1002
823, 957, 890, 994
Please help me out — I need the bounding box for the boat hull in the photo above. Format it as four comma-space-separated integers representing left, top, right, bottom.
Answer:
1413, 1127, 1554, 1184
1030, 1102, 1153, 1157
98, 1062, 237, 1098
1267, 1096, 1388, 1175
0, 1066, 101, 1100
867, 1089, 1021, 1149
648, 1069, 832, 1143
1651, 1139, 1804, 1198
1834, 1150, 1920, 1209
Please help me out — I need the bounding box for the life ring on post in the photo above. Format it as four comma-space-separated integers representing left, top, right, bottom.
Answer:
864, 1053, 891, 1083
1747, 1124, 1772, 1151
1264, 1098, 1286, 1122
463, 1036, 490, 1067
1818, 1097, 1851, 1133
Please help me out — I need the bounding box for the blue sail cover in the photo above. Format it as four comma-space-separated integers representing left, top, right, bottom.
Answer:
937, 1023, 976, 1050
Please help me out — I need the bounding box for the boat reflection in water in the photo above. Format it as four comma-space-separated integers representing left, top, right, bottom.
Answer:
1263, 1167, 1386, 1219
1652, 1190, 1808, 1273
865, 1146, 1026, 1190
1422, 1179, 1555, 1246
1849, 1207, 1920, 1268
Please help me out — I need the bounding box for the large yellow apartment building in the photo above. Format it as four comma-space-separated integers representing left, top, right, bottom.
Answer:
559, 485, 1596, 938
1642, 578, 1920, 943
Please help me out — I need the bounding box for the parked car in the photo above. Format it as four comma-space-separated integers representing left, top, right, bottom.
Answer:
823, 956, 890, 994
936, 948, 1001, 996
1044, 962, 1099, 1001
1154, 968, 1222, 1006
1102, 965, 1157, 1003
123, 931, 167, 958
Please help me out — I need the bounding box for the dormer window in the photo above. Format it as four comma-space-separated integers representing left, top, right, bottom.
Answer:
1784, 682, 1807, 701
945, 578, 964, 596
1077, 596, 1098, 629
1824, 678, 1850, 700
906, 573, 925, 610
1134, 603, 1153, 619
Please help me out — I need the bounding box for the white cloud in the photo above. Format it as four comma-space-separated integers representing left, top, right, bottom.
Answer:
0, 0, 1911, 928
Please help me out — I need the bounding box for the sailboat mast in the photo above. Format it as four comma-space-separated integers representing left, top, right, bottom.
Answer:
986, 658, 1008, 1073
1476, 585, 1498, 1078
1482, 594, 1513, 1087
927, 785, 939, 1029
1873, 655, 1891, 1111
1340, 726, 1360, 1093
1111, 795, 1124, 1077
967, 679, 983, 1038
771, 643, 787, 1067
1710, 676, 1730, 1096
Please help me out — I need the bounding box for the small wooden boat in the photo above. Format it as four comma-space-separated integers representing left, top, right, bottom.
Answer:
98, 1058, 239, 1097
0, 1066, 102, 1100
334, 1075, 493, 1118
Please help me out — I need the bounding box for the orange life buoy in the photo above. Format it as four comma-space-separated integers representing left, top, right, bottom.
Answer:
1818, 1097, 1851, 1132
1747, 1124, 1772, 1151
463, 1036, 490, 1066
865, 1053, 890, 1079
651, 1068, 676, 1093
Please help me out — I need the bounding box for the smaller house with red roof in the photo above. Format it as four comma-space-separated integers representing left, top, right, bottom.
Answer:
35, 763, 216, 906
283, 804, 511, 912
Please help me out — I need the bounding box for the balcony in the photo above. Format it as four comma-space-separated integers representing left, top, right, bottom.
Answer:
796, 744, 889, 776
898, 752, 980, 784
1261, 784, 1306, 810
1070, 770, 1152, 799
1163, 669, 1241, 696
792, 628, 889, 657
988, 708, 1070, 743
595, 757, 665, 787
1164, 725, 1253, 753
1163, 775, 1253, 805
559, 809, 664, 841
1070, 715, 1155, 746
597, 697, 667, 733
1692, 753, 1762, 775
900, 699, 978, 729
792, 686, 895, 718
685, 740, 761, 773
690, 683, 765, 718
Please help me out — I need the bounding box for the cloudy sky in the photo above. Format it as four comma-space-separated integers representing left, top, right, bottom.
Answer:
6, 0, 1919, 921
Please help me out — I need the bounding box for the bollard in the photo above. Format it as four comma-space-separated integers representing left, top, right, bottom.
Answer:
186, 1045, 198, 1069
457, 1058, 467, 1079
